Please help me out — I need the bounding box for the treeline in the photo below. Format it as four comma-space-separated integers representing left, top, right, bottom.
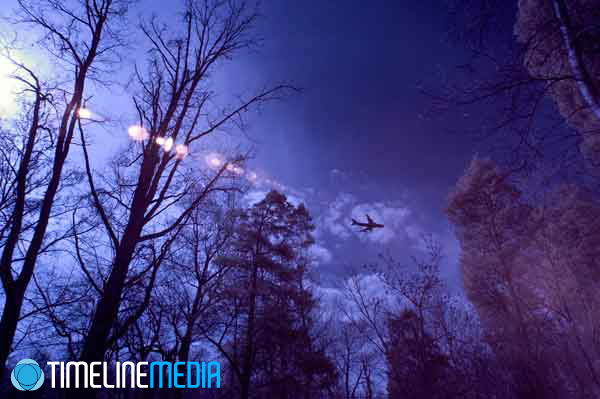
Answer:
6, 186, 595, 399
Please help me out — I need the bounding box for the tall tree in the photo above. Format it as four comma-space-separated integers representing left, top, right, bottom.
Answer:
446, 157, 600, 397
515, 0, 600, 163
205, 190, 336, 399
386, 309, 450, 399
0, 0, 127, 376
71, 0, 289, 372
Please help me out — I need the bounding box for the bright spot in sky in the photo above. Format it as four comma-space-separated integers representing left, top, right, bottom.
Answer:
156, 136, 165, 146
202, 152, 276, 187
233, 166, 244, 175
175, 144, 188, 160
206, 153, 223, 168
128, 125, 148, 141
163, 137, 174, 152
0, 56, 20, 118
78, 108, 92, 119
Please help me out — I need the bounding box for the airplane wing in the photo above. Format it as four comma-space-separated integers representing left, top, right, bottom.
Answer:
366, 214, 374, 224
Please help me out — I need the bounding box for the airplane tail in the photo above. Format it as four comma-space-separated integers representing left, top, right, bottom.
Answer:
351, 218, 360, 225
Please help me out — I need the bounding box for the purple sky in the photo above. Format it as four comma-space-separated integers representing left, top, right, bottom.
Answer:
0, 0, 510, 290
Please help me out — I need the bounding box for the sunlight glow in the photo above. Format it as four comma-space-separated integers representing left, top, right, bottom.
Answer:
175, 144, 189, 160
77, 107, 92, 119
233, 166, 244, 175
0, 56, 20, 118
128, 125, 148, 141
163, 137, 174, 152
206, 153, 223, 168
156, 136, 165, 146
201, 152, 284, 189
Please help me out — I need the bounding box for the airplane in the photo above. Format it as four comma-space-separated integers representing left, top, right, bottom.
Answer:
351, 214, 384, 232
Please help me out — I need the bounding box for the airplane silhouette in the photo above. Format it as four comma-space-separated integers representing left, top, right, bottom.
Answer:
351, 214, 384, 232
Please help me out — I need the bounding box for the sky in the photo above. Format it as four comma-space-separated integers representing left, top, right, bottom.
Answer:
0, 0, 497, 290
232, 0, 481, 288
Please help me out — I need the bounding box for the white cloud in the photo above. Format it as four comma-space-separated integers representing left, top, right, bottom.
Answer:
322, 192, 356, 239
243, 189, 269, 206
350, 202, 410, 244
320, 192, 414, 245
309, 244, 333, 265
308, 283, 345, 318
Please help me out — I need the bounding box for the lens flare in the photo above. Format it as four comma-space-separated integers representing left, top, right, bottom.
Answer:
163, 137, 174, 152
199, 152, 281, 189
205, 153, 223, 168
233, 166, 244, 175
128, 125, 148, 141
175, 144, 189, 160
0, 56, 20, 118
77, 108, 92, 119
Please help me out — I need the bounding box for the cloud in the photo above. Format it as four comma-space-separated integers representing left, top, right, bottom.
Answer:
346, 273, 388, 301
308, 283, 345, 318
243, 189, 269, 206
350, 202, 410, 244
321, 192, 414, 245
321, 192, 356, 239
309, 244, 333, 265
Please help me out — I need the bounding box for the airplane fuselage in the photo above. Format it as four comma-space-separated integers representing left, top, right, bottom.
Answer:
351, 217, 385, 231
354, 222, 384, 229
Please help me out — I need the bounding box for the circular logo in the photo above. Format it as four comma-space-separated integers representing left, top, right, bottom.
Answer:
11, 359, 44, 391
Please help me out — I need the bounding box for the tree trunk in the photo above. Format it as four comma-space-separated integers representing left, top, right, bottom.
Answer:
553, 0, 600, 121
240, 377, 250, 399
0, 285, 26, 377
70, 159, 155, 398
78, 150, 158, 366
174, 330, 193, 399
79, 237, 139, 364
0, 94, 43, 378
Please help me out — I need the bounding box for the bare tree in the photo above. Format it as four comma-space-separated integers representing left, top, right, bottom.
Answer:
70, 0, 291, 372
330, 317, 378, 399
140, 199, 238, 399
0, 0, 128, 376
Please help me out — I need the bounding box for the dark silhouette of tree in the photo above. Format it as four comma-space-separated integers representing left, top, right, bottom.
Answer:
0, 0, 128, 377
330, 317, 378, 399
139, 199, 238, 399
69, 0, 290, 374
205, 190, 336, 399
386, 309, 450, 399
